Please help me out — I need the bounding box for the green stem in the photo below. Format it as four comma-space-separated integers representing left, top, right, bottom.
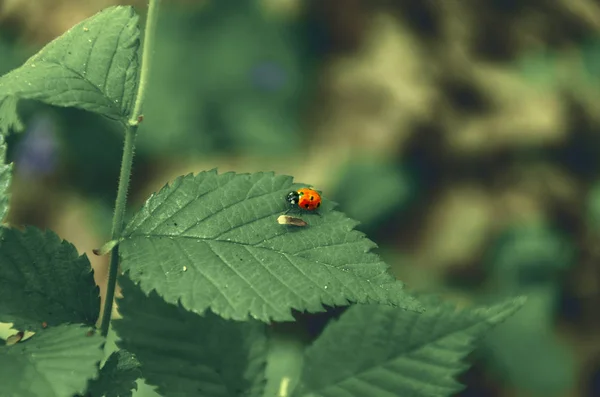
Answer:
128, 0, 161, 126
263, 323, 308, 397
100, 125, 136, 336
100, 0, 161, 336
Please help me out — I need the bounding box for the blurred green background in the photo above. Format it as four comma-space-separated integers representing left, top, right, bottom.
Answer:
2, 0, 600, 396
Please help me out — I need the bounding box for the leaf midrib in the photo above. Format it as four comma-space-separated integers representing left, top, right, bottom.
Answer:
30, 58, 122, 115
0, 54, 126, 121
123, 233, 378, 272
126, 234, 350, 313
304, 316, 493, 395
123, 232, 389, 309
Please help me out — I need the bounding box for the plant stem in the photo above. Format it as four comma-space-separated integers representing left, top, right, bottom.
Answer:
100, 0, 161, 336
129, 0, 161, 126
100, 125, 136, 336
264, 323, 308, 397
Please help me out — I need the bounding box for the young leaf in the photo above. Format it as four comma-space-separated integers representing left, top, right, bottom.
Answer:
85, 350, 142, 397
0, 226, 100, 331
113, 276, 268, 397
0, 324, 104, 397
293, 297, 526, 397
119, 170, 421, 322
0, 6, 139, 129
0, 135, 12, 222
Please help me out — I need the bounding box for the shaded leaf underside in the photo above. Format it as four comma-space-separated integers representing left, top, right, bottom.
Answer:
114, 277, 268, 397
0, 226, 100, 331
295, 297, 526, 397
85, 350, 141, 397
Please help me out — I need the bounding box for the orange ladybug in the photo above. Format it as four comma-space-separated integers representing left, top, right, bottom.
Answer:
285, 187, 321, 213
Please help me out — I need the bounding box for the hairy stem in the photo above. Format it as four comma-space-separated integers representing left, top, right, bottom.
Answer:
100, 125, 136, 336
101, 0, 161, 336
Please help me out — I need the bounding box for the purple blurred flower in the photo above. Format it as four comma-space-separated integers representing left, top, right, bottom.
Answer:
15, 115, 58, 179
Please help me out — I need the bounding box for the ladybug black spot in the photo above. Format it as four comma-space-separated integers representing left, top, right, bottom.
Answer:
317, 202, 321, 208
304, 203, 310, 208
310, 196, 314, 200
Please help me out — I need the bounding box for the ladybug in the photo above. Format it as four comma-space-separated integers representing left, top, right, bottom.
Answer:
285, 187, 321, 214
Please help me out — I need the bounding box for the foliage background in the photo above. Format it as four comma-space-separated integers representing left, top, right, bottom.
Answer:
1, 0, 600, 396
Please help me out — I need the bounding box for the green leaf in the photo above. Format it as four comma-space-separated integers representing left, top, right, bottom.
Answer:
0, 6, 139, 129
488, 222, 573, 290
485, 330, 574, 396
483, 287, 575, 396
119, 170, 421, 322
0, 226, 100, 331
113, 276, 268, 397
0, 323, 104, 397
294, 297, 526, 397
85, 350, 142, 397
0, 135, 13, 221
0, 96, 24, 134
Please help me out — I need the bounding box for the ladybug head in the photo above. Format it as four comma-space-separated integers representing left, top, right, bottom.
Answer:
286, 191, 300, 206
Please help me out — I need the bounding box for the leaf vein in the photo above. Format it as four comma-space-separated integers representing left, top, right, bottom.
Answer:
204, 240, 286, 319
279, 251, 343, 303
210, 211, 276, 240
172, 238, 237, 314
150, 178, 277, 236
80, 21, 104, 82
241, 245, 310, 307
34, 59, 121, 115
102, 20, 130, 97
